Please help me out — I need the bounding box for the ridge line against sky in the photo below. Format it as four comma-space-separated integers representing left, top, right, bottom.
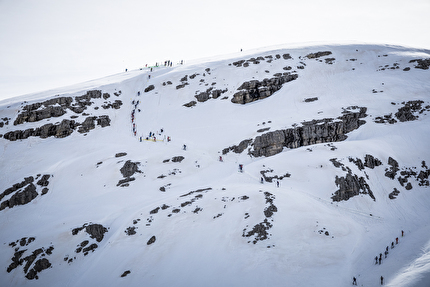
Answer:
0, 0, 429, 101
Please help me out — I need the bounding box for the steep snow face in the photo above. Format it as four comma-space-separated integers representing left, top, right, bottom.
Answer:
0, 43, 430, 287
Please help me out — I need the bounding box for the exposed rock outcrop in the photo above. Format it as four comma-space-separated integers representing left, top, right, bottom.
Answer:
117, 160, 142, 187
247, 107, 367, 157
409, 58, 430, 70
332, 173, 375, 202
4, 115, 111, 141
231, 74, 298, 104
1, 174, 52, 211
7, 237, 53, 280
374, 100, 429, 124
144, 85, 155, 93
306, 51, 332, 59
242, 191, 277, 245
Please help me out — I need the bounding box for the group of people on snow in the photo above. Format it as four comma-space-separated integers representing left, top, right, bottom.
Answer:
353, 230, 405, 285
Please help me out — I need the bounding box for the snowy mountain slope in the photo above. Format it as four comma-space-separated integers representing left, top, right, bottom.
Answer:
1, 43, 430, 287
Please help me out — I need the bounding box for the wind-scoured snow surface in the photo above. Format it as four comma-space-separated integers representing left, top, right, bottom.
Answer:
1, 43, 430, 287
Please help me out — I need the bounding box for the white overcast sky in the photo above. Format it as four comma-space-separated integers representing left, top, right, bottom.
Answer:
0, 0, 429, 101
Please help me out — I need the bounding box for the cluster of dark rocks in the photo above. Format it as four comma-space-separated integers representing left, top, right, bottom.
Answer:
304, 97, 318, 102
386, 159, 430, 198
7, 237, 53, 280
243, 191, 277, 245
377, 62, 401, 71
305, 51, 332, 59
260, 168, 291, 182
194, 87, 228, 103
117, 160, 142, 187
64, 223, 109, 263
176, 74, 190, 90
230, 53, 292, 67
144, 85, 155, 93
374, 100, 430, 124
0, 174, 51, 211
13, 90, 119, 125
1, 89, 119, 141
231, 73, 298, 104
163, 156, 184, 163
224, 106, 367, 158
330, 154, 429, 201
0, 117, 10, 128
3, 115, 111, 141
409, 58, 430, 70
330, 157, 376, 202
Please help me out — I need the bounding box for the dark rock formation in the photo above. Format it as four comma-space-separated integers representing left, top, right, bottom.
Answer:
330, 158, 375, 202
144, 85, 155, 93
125, 227, 137, 235
7, 184, 38, 208
183, 101, 197, 107
0, 176, 34, 201
222, 139, 253, 155
85, 224, 108, 242
12, 90, 114, 128
349, 157, 365, 171
121, 270, 131, 277
115, 152, 127, 158
257, 127, 270, 133
102, 100, 122, 109
306, 51, 332, 59
243, 219, 273, 244
409, 58, 430, 70
7, 239, 54, 280
395, 100, 425, 122
4, 114, 111, 141
78, 116, 96, 133
243, 191, 277, 244
332, 173, 375, 202
25, 258, 51, 280
283, 53, 292, 60
72, 223, 108, 242
389, 188, 401, 199
120, 160, 141, 178
364, 154, 382, 169
176, 83, 189, 89
117, 177, 135, 187
260, 169, 290, 182
117, 160, 141, 187
195, 88, 228, 102
97, 115, 111, 127
304, 97, 318, 102
36, 174, 50, 186
1, 175, 52, 210
231, 74, 298, 104
171, 156, 184, 163
247, 107, 366, 157
325, 58, 336, 64
180, 188, 212, 197
385, 157, 399, 179
147, 235, 156, 245
14, 105, 67, 125
375, 101, 429, 124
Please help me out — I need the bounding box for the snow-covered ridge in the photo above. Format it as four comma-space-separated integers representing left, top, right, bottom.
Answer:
1, 43, 430, 287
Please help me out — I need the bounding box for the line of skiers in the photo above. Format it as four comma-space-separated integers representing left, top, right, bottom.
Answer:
353, 230, 405, 285
131, 100, 139, 137
374, 231, 403, 266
